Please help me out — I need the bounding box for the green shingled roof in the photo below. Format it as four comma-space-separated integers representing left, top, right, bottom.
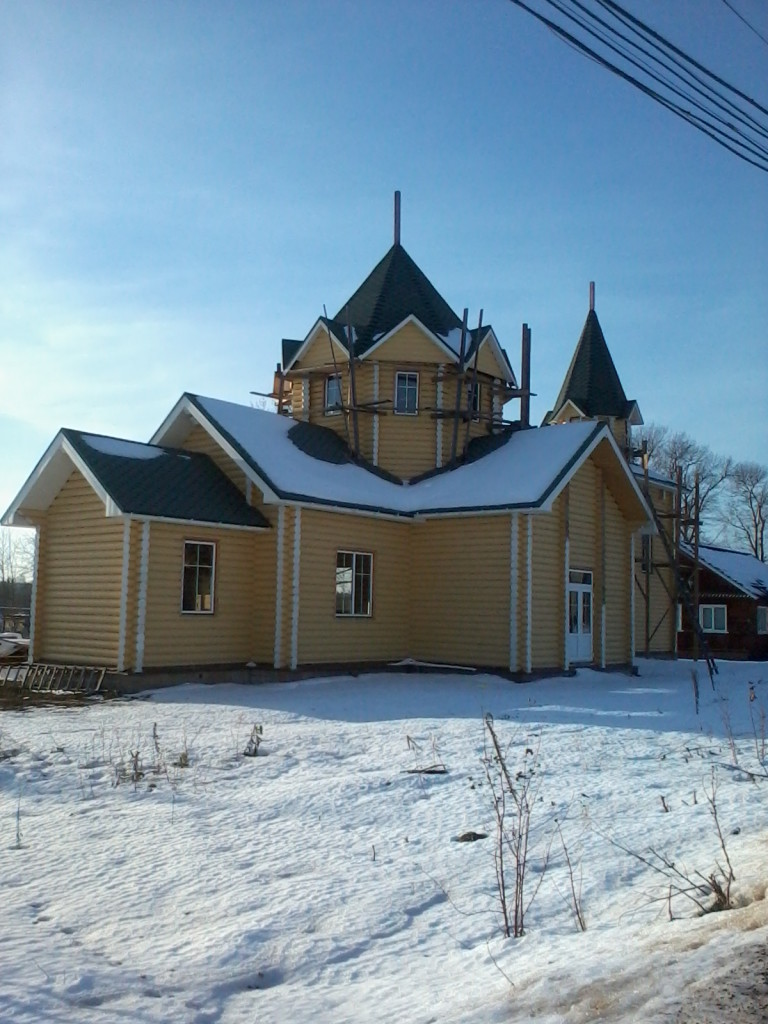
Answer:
63, 429, 269, 529
550, 309, 633, 420
333, 242, 463, 352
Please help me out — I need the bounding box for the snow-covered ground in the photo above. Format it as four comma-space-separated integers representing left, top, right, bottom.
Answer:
1, 659, 767, 1023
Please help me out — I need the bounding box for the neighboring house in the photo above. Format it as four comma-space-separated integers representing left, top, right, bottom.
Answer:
543, 285, 677, 658
678, 544, 768, 660
3, 233, 654, 676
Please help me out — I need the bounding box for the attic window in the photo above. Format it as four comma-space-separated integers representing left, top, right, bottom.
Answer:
325, 374, 343, 415
394, 372, 418, 415
182, 541, 215, 614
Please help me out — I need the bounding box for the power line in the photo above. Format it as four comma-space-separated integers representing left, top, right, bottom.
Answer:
504, 0, 768, 172
719, 0, 768, 49
549, 0, 768, 150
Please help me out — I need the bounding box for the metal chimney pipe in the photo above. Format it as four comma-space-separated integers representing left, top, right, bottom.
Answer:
521, 323, 531, 428
589, 281, 595, 311
394, 191, 401, 245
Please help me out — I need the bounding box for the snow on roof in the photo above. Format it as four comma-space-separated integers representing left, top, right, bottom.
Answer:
630, 463, 675, 489
686, 544, 768, 599
82, 434, 166, 460
191, 394, 625, 517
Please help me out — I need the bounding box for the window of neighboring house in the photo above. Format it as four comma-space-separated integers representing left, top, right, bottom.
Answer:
699, 604, 727, 634
394, 372, 419, 415
335, 551, 373, 617
325, 374, 343, 415
182, 541, 215, 613
676, 603, 682, 633
758, 606, 768, 635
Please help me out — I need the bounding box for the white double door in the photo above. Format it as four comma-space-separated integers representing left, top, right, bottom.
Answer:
567, 569, 593, 664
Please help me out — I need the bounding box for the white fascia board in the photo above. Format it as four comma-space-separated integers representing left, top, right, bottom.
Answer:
550, 399, 588, 422
284, 318, 348, 371
361, 315, 459, 363
626, 400, 644, 427
476, 328, 517, 385
2, 432, 117, 526
151, 395, 281, 504
418, 506, 549, 521
280, 498, 411, 523
149, 393, 199, 448
60, 438, 116, 514
127, 513, 269, 534
539, 425, 655, 526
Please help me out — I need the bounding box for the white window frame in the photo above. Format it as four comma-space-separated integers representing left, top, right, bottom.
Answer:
325, 373, 343, 415
181, 540, 216, 614
335, 551, 373, 617
394, 371, 419, 415
699, 604, 727, 634
757, 606, 768, 635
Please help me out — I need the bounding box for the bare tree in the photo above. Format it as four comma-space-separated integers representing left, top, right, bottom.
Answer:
0, 527, 34, 586
722, 462, 768, 561
639, 425, 732, 543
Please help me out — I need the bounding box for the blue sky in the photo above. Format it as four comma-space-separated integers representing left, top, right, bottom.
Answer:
1, 0, 766, 516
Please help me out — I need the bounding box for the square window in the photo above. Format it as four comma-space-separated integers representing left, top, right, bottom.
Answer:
325, 374, 343, 415
335, 551, 372, 616
758, 607, 768, 635
699, 604, 726, 634
182, 541, 216, 614
394, 372, 418, 415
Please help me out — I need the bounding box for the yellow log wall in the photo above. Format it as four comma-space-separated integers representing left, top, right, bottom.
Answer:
531, 500, 564, 669
295, 509, 410, 664
141, 523, 264, 668
35, 470, 124, 665
410, 515, 511, 667
604, 487, 631, 664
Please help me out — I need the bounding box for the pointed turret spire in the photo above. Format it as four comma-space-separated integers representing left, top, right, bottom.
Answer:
547, 289, 641, 424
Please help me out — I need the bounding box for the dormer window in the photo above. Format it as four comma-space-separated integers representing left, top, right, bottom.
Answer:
325, 374, 343, 415
395, 371, 418, 415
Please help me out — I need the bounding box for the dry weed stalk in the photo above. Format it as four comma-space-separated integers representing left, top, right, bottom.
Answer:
483, 714, 550, 938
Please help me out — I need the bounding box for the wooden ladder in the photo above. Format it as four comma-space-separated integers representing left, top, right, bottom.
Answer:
0, 663, 107, 694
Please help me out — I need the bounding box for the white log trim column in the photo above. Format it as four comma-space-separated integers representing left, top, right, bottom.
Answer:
273, 506, 285, 668
435, 365, 444, 469
563, 487, 570, 672
27, 526, 41, 664
117, 519, 132, 672
525, 514, 533, 674
134, 521, 150, 673
372, 363, 380, 466
509, 512, 519, 672
630, 532, 636, 668
290, 507, 301, 670
600, 478, 607, 669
